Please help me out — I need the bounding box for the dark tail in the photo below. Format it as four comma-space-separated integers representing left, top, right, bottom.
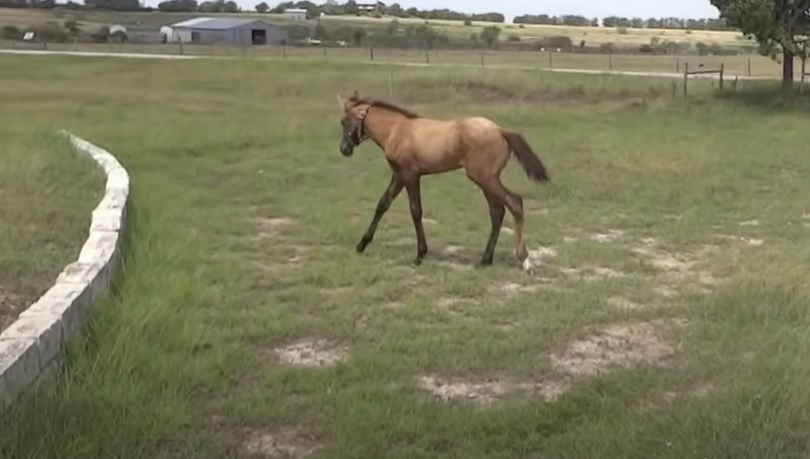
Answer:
502, 131, 550, 183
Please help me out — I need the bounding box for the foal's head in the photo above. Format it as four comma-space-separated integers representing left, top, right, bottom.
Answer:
336, 91, 419, 157
337, 91, 370, 157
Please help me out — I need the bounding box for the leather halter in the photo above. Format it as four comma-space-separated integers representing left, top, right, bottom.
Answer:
344, 106, 370, 147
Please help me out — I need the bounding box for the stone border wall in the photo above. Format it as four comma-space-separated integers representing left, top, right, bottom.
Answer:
0, 131, 130, 411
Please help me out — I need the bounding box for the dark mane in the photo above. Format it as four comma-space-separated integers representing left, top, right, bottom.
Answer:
348, 94, 420, 119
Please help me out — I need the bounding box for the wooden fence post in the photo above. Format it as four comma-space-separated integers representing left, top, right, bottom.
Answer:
719, 63, 724, 91
683, 62, 689, 98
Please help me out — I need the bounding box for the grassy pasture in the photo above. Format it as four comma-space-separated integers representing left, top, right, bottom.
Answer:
1, 6, 752, 47
2, 54, 810, 459
0, 123, 103, 331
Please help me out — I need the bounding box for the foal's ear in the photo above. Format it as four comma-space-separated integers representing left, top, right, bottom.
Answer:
349, 90, 360, 102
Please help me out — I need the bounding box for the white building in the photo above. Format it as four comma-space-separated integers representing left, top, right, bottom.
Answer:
160, 17, 211, 43
283, 8, 307, 20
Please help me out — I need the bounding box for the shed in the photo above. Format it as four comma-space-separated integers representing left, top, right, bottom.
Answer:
167, 17, 288, 45
283, 8, 307, 20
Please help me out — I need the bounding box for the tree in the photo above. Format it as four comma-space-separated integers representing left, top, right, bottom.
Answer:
479, 25, 501, 47
255, 1, 268, 12
710, 0, 810, 91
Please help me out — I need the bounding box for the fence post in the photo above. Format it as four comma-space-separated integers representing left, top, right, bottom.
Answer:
747, 58, 751, 76
801, 53, 807, 95
683, 62, 689, 98
548, 51, 552, 69
323, 47, 327, 58
608, 52, 613, 71
388, 66, 393, 98
719, 63, 724, 91
369, 47, 374, 61
733, 76, 738, 94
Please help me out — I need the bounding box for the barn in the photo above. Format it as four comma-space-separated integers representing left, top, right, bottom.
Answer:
163, 17, 288, 45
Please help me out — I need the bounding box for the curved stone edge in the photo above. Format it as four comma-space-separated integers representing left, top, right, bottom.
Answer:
0, 130, 130, 411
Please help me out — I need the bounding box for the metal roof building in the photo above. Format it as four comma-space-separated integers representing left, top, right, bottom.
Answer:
162, 17, 289, 45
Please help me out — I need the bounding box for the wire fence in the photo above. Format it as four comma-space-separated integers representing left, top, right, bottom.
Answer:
1, 39, 793, 79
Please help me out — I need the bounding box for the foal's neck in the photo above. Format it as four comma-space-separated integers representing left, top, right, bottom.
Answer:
363, 107, 406, 149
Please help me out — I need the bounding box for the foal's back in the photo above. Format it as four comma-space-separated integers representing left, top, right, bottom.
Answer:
392, 115, 509, 175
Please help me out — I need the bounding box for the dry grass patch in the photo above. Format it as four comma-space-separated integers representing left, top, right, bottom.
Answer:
271, 339, 349, 368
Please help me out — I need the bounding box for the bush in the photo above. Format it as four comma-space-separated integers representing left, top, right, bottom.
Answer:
1, 25, 21, 40
507, 34, 520, 42
463, 19, 472, 26
34, 22, 70, 43
616, 27, 628, 35
543, 35, 573, 50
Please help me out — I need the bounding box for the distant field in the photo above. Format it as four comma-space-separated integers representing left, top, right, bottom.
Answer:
0, 39, 787, 78
1, 7, 754, 48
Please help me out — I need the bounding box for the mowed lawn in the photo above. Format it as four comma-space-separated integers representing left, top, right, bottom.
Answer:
2, 55, 810, 459
0, 125, 103, 331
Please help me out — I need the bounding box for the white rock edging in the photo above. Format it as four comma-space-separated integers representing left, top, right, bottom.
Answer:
0, 131, 130, 411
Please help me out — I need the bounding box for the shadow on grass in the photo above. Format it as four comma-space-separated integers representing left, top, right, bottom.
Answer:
714, 81, 810, 114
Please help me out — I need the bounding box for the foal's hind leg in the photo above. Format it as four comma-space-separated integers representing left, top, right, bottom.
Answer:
486, 178, 532, 273
405, 177, 428, 266
478, 190, 505, 266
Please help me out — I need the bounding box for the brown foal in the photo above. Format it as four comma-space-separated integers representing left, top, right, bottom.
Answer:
337, 91, 550, 273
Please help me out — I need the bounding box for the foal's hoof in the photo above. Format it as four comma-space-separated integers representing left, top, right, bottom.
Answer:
521, 258, 535, 276
411, 257, 424, 267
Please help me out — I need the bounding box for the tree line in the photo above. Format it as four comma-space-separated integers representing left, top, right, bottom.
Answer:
0, 0, 726, 32
513, 14, 733, 31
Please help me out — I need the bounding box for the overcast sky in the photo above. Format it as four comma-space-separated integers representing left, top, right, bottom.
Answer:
195, 0, 722, 19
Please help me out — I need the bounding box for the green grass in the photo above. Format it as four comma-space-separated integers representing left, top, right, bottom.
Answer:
0, 125, 104, 331
2, 54, 810, 459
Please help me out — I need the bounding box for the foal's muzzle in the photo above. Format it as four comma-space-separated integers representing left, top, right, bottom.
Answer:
340, 129, 361, 157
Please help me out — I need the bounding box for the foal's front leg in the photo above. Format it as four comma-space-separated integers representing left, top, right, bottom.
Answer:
357, 174, 403, 254
405, 178, 428, 266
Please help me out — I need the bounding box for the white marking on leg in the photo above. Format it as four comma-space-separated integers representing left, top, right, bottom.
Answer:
522, 257, 534, 273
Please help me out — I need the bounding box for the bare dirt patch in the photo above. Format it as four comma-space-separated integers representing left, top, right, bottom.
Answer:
443, 245, 465, 255
271, 339, 348, 368
253, 216, 296, 240
527, 246, 558, 262
242, 428, 320, 458
417, 375, 509, 405
437, 297, 477, 308
560, 265, 626, 282
549, 319, 686, 378
588, 229, 625, 243
416, 375, 566, 405
607, 296, 645, 311
631, 240, 722, 292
